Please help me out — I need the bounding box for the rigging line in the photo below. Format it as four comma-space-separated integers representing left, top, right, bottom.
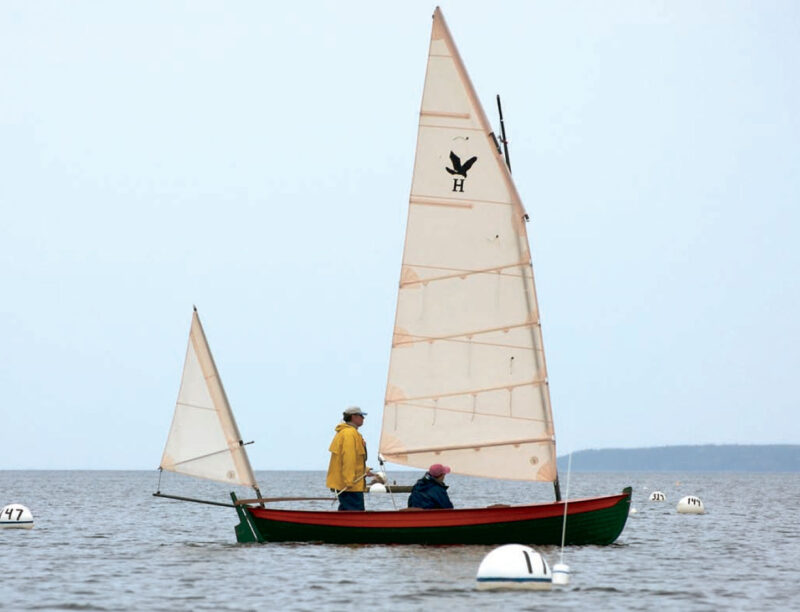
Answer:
559, 452, 573, 562
175, 400, 217, 412
418, 336, 539, 351
378, 455, 398, 511
384, 436, 555, 456
387, 399, 551, 424
393, 321, 540, 347
169, 441, 253, 468
386, 378, 546, 404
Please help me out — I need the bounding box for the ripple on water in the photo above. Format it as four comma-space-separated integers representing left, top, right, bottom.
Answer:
2, 471, 800, 610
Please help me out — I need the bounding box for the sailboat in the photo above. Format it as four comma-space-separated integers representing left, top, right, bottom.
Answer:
155, 8, 631, 546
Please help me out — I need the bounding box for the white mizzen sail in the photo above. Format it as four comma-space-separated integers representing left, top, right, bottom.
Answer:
379, 8, 557, 482
160, 308, 259, 488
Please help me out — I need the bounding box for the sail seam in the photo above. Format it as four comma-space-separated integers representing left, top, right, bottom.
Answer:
393, 321, 540, 347
398, 336, 539, 351
384, 437, 555, 456
416, 124, 484, 133
420, 110, 470, 119
387, 379, 545, 403
410, 193, 513, 207
404, 262, 529, 273
388, 399, 549, 422
409, 197, 472, 209
400, 261, 530, 286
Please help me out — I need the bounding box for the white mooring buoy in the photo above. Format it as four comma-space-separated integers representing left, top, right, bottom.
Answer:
368, 482, 387, 493
476, 544, 552, 590
552, 563, 570, 586
1, 504, 34, 529
676, 495, 705, 514
649, 491, 666, 501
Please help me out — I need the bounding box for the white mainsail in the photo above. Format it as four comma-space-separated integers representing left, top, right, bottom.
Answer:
379, 8, 558, 482
160, 308, 259, 488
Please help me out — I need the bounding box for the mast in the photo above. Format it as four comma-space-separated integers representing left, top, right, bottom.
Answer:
496, 95, 511, 172
496, 94, 561, 503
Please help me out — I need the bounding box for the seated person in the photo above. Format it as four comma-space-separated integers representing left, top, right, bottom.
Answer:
407, 463, 454, 509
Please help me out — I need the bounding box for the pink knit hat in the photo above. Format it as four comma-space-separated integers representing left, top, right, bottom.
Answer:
429, 464, 451, 478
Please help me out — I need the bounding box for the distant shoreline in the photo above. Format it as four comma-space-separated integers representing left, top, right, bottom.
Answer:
3, 444, 798, 472
557, 444, 800, 472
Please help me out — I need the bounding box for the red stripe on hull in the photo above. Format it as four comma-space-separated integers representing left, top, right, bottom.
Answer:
248, 492, 627, 529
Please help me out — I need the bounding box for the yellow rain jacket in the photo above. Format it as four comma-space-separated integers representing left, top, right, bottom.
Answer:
326, 423, 368, 492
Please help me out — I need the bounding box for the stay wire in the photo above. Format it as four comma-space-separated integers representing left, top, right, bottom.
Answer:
559, 452, 572, 563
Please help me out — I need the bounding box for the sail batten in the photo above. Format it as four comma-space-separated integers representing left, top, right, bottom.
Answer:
160, 310, 259, 489
379, 7, 557, 483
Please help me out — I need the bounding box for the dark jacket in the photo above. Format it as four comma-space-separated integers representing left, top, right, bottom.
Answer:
407, 474, 454, 509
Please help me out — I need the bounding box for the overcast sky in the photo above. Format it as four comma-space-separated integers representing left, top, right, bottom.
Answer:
2, 1, 798, 471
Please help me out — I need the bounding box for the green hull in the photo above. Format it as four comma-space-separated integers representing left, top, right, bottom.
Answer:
233, 487, 631, 546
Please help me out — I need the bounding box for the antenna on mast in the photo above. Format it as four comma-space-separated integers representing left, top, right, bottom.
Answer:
496, 94, 511, 173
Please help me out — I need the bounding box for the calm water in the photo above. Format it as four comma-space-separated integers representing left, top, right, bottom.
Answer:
1, 470, 798, 611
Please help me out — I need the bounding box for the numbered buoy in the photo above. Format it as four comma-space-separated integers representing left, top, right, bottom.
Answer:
552, 563, 570, 586
369, 482, 387, 493
476, 544, 552, 590
677, 496, 705, 514
649, 491, 666, 501
0, 504, 34, 529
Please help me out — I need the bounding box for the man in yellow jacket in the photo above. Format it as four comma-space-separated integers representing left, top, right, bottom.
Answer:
326, 406, 373, 511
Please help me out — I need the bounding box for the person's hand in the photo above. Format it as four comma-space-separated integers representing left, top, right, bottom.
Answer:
366, 469, 385, 484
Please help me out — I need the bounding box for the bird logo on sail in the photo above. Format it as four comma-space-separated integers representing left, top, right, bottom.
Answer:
445, 151, 477, 192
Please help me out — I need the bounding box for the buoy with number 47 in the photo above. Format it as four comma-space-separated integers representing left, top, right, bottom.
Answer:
1, 504, 34, 529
